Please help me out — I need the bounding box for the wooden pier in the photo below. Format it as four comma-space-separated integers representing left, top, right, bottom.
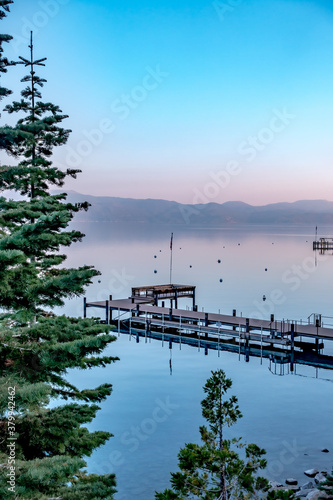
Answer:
84, 284, 333, 373
313, 238, 333, 251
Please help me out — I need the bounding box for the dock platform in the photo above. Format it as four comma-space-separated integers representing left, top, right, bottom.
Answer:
84, 284, 333, 370
313, 238, 333, 251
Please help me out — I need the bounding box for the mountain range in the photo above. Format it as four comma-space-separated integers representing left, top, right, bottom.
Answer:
65, 192, 333, 226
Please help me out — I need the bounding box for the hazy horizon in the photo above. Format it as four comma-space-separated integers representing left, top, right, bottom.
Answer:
65, 189, 333, 207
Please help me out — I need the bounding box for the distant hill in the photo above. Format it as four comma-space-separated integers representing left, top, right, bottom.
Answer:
64, 192, 333, 226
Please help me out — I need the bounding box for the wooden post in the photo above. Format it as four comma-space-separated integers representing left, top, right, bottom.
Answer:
245, 319, 250, 360
83, 297, 87, 318
238, 324, 241, 360
105, 300, 109, 324
270, 314, 274, 336
290, 323, 295, 372
117, 308, 120, 334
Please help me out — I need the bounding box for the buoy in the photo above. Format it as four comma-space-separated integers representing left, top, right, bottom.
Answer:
189, 265, 192, 268
219, 278, 223, 283
98, 280, 101, 283
265, 268, 267, 271
263, 295, 266, 301
217, 259, 221, 263
154, 270, 157, 274
154, 255, 157, 258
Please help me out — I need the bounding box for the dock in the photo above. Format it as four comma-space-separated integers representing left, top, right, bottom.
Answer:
313, 237, 333, 251
84, 284, 333, 373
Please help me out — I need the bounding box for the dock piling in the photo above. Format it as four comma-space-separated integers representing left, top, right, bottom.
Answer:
106, 300, 109, 325
290, 323, 295, 372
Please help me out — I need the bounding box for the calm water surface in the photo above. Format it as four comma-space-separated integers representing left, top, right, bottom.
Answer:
59, 223, 333, 499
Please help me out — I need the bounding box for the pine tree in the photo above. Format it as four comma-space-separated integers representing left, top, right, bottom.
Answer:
155, 370, 269, 500
0, 0, 29, 153
0, 5, 118, 498
0, 1, 13, 105
318, 473, 333, 498
266, 490, 295, 499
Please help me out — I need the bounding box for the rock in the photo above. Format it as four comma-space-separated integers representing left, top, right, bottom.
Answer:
315, 472, 327, 484
305, 490, 331, 499
269, 480, 284, 488
302, 481, 315, 490
296, 490, 314, 498
321, 448, 329, 453
286, 478, 298, 485
304, 469, 319, 478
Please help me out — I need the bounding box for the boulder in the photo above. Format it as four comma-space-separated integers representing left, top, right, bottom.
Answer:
301, 481, 315, 490
286, 478, 298, 485
305, 490, 331, 499
315, 472, 327, 484
304, 469, 319, 478
295, 490, 314, 498
269, 480, 284, 488
321, 449, 329, 453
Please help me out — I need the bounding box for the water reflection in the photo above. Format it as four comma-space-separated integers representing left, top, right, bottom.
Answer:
60, 223, 333, 500
124, 330, 333, 382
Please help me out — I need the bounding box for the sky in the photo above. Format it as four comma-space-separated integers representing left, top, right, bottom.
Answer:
1, 0, 333, 205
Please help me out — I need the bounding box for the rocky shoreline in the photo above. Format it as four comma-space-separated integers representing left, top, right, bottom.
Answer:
269, 454, 333, 499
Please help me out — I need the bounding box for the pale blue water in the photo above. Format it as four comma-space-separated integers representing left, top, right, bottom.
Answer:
59, 223, 333, 499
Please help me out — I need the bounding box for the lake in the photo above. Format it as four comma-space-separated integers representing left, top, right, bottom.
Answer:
58, 223, 333, 499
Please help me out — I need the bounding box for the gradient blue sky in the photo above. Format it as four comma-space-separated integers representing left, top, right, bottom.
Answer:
2, 0, 333, 204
